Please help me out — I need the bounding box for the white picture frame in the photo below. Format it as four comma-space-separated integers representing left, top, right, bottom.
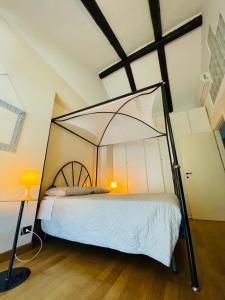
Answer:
0, 98, 25, 152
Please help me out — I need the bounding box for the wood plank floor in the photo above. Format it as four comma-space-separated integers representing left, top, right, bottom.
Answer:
0, 220, 225, 300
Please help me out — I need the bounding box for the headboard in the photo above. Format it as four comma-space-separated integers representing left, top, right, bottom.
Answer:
51, 161, 92, 188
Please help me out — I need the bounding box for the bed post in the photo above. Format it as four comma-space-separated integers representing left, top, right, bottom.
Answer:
95, 146, 99, 186
161, 82, 199, 291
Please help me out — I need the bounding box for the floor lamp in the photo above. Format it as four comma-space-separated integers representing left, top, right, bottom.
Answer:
0, 170, 39, 292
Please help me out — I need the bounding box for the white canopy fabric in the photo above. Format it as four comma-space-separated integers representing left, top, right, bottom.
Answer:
53, 84, 165, 146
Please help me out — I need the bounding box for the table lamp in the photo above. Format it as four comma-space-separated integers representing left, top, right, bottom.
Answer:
19, 170, 40, 200
110, 181, 118, 192
0, 169, 40, 292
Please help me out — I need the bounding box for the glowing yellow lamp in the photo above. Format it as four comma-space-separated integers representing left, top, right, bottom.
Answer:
19, 170, 40, 200
110, 181, 118, 190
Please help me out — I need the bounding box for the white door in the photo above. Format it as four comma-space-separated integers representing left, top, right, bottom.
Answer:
178, 132, 225, 221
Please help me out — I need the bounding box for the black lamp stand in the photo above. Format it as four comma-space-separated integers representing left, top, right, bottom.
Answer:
0, 201, 31, 292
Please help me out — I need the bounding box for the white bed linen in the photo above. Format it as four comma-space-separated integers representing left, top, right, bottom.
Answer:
39, 193, 181, 266
37, 196, 56, 220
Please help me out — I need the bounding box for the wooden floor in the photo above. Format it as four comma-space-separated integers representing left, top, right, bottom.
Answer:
0, 220, 225, 300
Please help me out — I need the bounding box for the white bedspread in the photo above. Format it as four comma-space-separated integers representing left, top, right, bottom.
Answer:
39, 193, 181, 266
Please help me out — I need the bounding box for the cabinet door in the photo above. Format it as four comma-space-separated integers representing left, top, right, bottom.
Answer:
98, 146, 107, 187
158, 137, 174, 193
126, 141, 148, 193
179, 132, 225, 221
144, 139, 164, 193
113, 143, 128, 193
187, 107, 211, 134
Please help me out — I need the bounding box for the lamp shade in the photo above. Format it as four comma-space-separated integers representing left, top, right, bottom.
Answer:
19, 170, 40, 187
110, 181, 118, 189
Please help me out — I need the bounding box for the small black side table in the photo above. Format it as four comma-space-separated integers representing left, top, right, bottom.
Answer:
0, 200, 31, 292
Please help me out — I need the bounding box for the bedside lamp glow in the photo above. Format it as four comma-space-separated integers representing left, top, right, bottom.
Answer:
110, 181, 118, 189
19, 170, 40, 200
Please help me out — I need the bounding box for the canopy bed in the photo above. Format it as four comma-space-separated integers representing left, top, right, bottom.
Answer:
38, 82, 199, 291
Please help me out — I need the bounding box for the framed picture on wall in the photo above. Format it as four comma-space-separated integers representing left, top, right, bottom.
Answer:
0, 73, 25, 152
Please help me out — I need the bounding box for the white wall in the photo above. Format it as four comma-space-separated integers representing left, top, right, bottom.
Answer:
22, 46, 108, 106
0, 2, 108, 106
201, 0, 225, 129
0, 16, 90, 253
41, 120, 97, 199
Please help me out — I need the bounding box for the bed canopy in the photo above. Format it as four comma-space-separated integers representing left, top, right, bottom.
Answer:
51, 81, 199, 291
52, 82, 165, 147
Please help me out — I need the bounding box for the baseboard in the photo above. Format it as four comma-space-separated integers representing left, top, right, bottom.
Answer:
0, 243, 33, 262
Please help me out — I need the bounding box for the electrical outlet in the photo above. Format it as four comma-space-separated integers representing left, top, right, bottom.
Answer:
21, 225, 32, 236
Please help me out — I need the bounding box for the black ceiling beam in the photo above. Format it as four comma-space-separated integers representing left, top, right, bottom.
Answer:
125, 64, 136, 91
148, 0, 173, 111
99, 15, 202, 79
149, 0, 162, 40
157, 48, 173, 111
80, 0, 136, 91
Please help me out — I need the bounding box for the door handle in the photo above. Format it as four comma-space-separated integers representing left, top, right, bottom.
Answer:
185, 172, 192, 179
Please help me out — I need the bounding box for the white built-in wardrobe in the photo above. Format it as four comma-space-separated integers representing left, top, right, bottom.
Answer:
98, 106, 225, 221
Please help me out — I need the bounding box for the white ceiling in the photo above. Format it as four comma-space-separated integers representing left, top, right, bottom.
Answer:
0, 0, 203, 110
0, 0, 202, 72
0, 0, 118, 71
160, 0, 202, 34
165, 28, 201, 111
102, 28, 202, 112
96, 0, 154, 55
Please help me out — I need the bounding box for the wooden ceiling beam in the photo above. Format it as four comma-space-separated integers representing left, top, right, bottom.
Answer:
80, 0, 136, 91
148, 0, 173, 111
99, 15, 202, 79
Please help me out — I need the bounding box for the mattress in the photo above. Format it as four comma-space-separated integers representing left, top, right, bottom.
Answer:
39, 193, 181, 266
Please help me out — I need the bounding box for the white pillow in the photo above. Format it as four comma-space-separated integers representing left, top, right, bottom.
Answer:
89, 187, 110, 194
46, 186, 109, 196
65, 186, 93, 196
45, 187, 67, 196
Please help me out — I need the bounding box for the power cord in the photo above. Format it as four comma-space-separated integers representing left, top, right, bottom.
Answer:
15, 201, 43, 263
15, 229, 43, 263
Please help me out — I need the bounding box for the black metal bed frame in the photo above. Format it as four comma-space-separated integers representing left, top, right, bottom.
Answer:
50, 161, 92, 188
50, 81, 199, 291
